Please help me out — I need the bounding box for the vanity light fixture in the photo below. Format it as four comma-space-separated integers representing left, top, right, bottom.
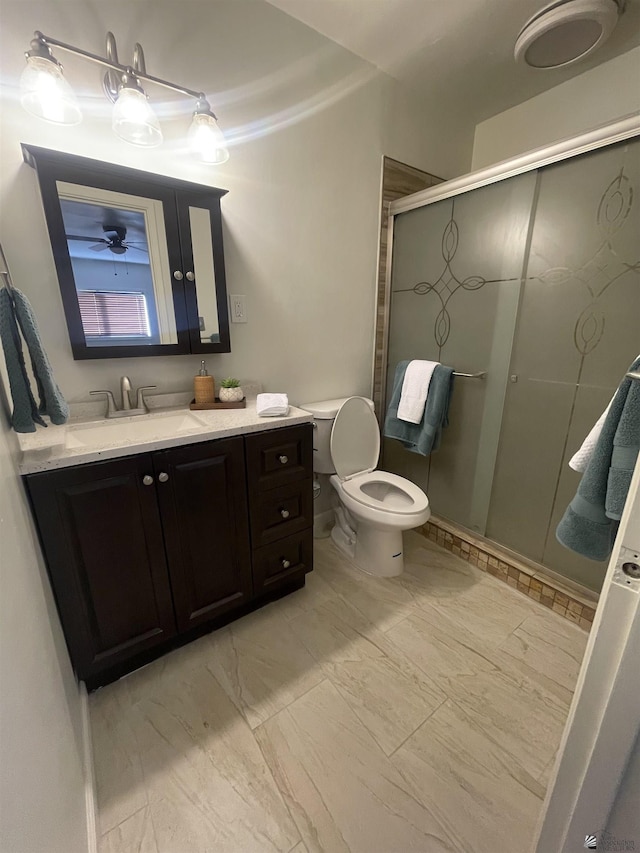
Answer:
20, 38, 82, 125
20, 31, 229, 162
111, 72, 163, 148
187, 98, 230, 165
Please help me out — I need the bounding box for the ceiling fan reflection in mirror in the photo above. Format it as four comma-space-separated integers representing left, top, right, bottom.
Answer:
65, 225, 148, 255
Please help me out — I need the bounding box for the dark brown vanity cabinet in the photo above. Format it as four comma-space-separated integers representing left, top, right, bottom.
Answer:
151, 438, 252, 633
245, 424, 314, 594
25, 424, 313, 687
26, 453, 179, 680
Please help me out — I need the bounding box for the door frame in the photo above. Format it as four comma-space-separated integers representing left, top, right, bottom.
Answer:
534, 451, 640, 852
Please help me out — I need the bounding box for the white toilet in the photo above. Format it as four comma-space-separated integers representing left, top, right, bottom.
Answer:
300, 396, 430, 577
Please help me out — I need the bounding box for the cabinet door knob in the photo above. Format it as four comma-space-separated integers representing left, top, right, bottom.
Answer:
279, 508, 290, 519
173, 270, 184, 280
142, 474, 154, 486
185, 271, 195, 281
281, 559, 291, 569
158, 472, 169, 483
278, 455, 288, 464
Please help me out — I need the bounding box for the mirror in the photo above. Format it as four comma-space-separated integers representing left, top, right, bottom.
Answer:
23, 144, 230, 360
58, 182, 178, 348
189, 205, 220, 345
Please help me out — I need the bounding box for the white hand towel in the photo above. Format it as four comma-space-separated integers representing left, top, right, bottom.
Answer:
397, 360, 439, 424
256, 393, 289, 417
569, 397, 613, 472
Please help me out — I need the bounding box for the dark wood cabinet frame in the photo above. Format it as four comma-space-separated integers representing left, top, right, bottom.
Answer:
25, 424, 314, 690
22, 144, 231, 359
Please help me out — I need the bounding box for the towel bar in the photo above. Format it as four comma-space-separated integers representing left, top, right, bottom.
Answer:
452, 371, 486, 379
626, 371, 640, 382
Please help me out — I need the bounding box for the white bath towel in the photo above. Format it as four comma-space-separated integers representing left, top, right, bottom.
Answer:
256, 392, 289, 417
569, 397, 613, 472
397, 360, 439, 424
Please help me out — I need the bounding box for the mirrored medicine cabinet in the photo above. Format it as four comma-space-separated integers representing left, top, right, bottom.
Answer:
22, 144, 231, 360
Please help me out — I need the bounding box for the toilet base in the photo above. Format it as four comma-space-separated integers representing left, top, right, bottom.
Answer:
331, 514, 405, 577
353, 524, 405, 577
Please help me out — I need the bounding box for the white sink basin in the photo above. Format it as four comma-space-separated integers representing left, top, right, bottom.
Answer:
65, 412, 205, 450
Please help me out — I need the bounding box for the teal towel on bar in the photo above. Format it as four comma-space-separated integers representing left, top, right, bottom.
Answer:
12, 288, 68, 426
0, 287, 68, 432
383, 360, 454, 456
556, 356, 640, 561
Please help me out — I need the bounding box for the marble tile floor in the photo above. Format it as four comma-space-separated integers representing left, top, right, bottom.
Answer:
90, 531, 588, 853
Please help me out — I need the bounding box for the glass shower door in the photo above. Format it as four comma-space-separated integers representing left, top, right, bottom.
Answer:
385, 171, 537, 532
486, 140, 640, 590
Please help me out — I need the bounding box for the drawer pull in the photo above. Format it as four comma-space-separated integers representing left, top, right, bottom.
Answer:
281, 558, 291, 569
278, 454, 288, 464
142, 474, 154, 486
158, 472, 169, 483
279, 508, 290, 519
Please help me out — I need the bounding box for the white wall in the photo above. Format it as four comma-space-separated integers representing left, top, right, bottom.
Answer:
472, 47, 640, 169
0, 0, 474, 409
0, 397, 88, 853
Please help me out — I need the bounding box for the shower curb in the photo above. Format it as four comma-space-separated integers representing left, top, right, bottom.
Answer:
418, 516, 598, 631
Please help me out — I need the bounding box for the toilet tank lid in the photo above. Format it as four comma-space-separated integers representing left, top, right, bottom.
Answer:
299, 397, 374, 419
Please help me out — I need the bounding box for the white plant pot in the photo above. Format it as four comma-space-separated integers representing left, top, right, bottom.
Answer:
219, 386, 243, 402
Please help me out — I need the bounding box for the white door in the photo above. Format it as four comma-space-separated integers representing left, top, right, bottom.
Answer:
534, 454, 640, 852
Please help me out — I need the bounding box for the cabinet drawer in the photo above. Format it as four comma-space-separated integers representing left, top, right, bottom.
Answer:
250, 478, 313, 547
253, 530, 313, 594
245, 424, 312, 491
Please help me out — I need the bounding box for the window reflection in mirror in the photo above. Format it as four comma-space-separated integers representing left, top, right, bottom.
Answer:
57, 182, 178, 347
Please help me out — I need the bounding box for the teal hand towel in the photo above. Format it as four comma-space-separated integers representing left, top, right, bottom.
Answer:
383, 360, 454, 456
0, 288, 46, 432
12, 288, 68, 425
0, 287, 68, 432
556, 356, 640, 561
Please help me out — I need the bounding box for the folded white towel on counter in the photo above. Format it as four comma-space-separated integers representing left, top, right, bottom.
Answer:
397, 359, 439, 423
256, 393, 289, 417
569, 397, 614, 472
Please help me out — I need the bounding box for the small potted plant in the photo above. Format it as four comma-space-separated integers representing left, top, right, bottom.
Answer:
219, 377, 243, 402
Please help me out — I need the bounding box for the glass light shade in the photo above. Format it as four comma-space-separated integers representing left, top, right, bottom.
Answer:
188, 113, 229, 165
20, 55, 82, 125
112, 87, 163, 147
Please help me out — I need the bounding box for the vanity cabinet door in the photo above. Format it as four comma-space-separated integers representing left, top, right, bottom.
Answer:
152, 437, 252, 632
25, 455, 177, 681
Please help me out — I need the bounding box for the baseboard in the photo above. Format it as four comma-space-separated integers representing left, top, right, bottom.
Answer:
419, 516, 597, 631
80, 682, 98, 853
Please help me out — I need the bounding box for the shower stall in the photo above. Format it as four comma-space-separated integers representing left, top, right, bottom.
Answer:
382, 119, 640, 593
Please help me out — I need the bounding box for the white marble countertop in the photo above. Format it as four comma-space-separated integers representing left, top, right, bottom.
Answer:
18, 403, 313, 475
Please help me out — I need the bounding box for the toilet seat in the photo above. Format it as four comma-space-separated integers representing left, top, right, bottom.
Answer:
330, 396, 380, 480
342, 470, 429, 515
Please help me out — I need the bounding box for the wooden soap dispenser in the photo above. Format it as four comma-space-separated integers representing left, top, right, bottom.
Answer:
194, 360, 215, 405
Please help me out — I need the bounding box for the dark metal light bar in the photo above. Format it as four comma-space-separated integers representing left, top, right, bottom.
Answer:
31, 31, 204, 101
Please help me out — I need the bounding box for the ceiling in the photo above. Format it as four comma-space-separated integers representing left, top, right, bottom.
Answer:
265, 0, 640, 123
60, 200, 150, 264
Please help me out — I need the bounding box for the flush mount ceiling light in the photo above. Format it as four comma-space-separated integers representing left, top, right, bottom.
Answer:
515, 0, 623, 69
20, 31, 229, 162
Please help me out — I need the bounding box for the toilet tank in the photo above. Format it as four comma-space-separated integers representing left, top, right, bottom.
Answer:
299, 397, 375, 475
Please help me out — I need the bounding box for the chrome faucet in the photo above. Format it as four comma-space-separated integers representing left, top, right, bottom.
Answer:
90, 378, 157, 418
120, 376, 133, 410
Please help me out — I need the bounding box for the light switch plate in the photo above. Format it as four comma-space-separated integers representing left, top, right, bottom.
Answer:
229, 294, 247, 323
